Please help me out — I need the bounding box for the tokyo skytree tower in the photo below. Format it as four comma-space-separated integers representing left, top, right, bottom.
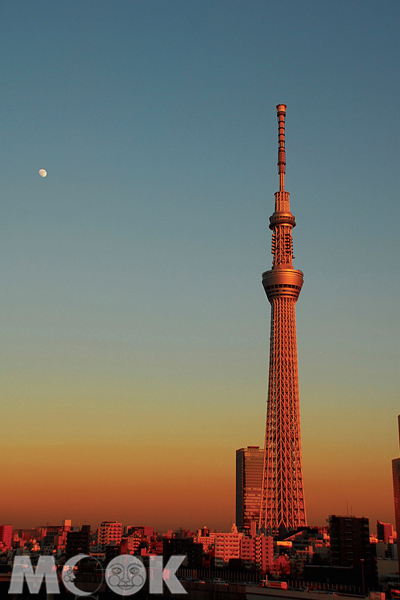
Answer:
259, 105, 307, 534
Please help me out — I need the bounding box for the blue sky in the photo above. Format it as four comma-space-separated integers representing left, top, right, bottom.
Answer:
1, 0, 399, 529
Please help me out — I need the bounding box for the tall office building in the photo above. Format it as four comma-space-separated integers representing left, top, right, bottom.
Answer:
65, 525, 91, 559
259, 105, 306, 534
376, 520, 394, 542
329, 515, 377, 590
0, 525, 13, 549
392, 415, 400, 575
236, 446, 264, 531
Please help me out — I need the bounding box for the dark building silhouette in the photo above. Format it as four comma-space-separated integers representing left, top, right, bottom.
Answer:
163, 538, 203, 569
392, 414, 400, 575
105, 543, 120, 562
329, 515, 377, 591
303, 565, 365, 588
125, 525, 154, 538
65, 525, 90, 559
236, 446, 263, 532
376, 520, 394, 542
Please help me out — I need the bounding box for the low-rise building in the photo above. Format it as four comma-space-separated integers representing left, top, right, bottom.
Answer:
98, 521, 122, 551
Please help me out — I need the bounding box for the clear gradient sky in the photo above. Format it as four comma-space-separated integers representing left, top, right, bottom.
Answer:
1, 1, 399, 533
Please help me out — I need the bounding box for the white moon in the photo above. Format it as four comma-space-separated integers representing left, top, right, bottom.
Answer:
39, 169, 47, 177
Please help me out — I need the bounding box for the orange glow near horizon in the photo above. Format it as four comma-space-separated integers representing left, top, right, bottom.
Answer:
2, 419, 397, 534
1, 368, 398, 533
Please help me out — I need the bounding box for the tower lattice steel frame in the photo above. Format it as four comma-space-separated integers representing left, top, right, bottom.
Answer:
259, 105, 306, 534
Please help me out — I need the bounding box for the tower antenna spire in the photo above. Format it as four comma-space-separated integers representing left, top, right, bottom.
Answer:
276, 104, 287, 191
259, 104, 306, 534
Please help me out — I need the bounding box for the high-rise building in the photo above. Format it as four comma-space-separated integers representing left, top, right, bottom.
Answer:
392, 415, 400, 575
376, 520, 394, 542
236, 446, 264, 531
259, 105, 306, 534
65, 525, 91, 559
329, 515, 378, 591
0, 525, 13, 550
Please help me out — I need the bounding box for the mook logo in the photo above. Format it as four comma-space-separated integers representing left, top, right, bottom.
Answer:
9, 554, 187, 596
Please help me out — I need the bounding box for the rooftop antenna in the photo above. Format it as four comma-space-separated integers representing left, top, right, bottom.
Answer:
276, 104, 287, 192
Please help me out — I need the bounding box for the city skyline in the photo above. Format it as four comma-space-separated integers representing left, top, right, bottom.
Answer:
1, 1, 399, 531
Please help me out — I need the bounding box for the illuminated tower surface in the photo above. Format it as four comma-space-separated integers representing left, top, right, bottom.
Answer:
259, 105, 306, 534
392, 415, 400, 575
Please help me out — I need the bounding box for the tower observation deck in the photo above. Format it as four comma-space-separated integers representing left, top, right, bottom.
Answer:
259, 105, 306, 534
